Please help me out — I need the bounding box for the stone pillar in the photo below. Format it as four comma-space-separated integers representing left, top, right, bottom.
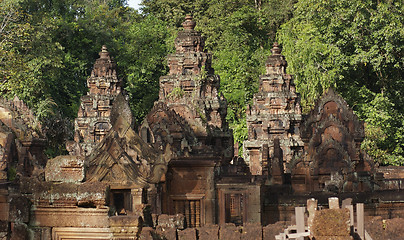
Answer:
131, 188, 143, 212
357, 203, 364, 239
306, 198, 317, 232
295, 206, 305, 240
345, 205, 354, 228
328, 197, 339, 209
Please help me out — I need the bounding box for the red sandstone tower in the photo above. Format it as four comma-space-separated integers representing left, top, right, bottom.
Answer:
244, 43, 303, 181
68, 45, 122, 156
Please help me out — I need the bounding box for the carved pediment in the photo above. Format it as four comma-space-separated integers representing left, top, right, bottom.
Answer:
142, 102, 198, 158
301, 88, 365, 142
86, 97, 167, 186
292, 88, 376, 193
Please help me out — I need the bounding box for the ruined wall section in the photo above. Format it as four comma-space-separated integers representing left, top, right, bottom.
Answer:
291, 89, 376, 193
244, 43, 303, 178
68, 45, 122, 156
0, 96, 47, 178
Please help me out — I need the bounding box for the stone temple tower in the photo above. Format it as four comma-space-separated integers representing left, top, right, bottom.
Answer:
143, 15, 233, 160
243, 43, 303, 182
68, 45, 122, 156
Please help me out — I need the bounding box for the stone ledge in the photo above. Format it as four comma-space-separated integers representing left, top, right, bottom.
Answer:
31, 207, 109, 228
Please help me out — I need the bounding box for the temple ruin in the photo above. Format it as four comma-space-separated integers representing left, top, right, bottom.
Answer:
1, 15, 404, 240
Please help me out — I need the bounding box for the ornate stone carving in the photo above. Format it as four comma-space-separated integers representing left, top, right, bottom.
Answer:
244, 43, 303, 177
143, 15, 233, 160
0, 97, 47, 178
69, 45, 122, 156
291, 88, 375, 193
86, 94, 167, 187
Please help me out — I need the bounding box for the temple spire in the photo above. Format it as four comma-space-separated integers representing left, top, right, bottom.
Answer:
182, 14, 196, 30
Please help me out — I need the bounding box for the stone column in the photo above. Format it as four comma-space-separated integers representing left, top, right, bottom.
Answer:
306, 198, 317, 232
295, 206, 305, 240
131, 188, 143, 212
357, 203, 364, 239
328, 197, 339, 209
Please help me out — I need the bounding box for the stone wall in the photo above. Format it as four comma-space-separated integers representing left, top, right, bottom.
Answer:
139, 222, 291, 240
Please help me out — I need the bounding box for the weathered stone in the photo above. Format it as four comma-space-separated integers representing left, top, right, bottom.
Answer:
241, 223, 262, 240
138, 227, 155, 240
69, 45, 122, 157
156, 225, 177, 240
31, 207, 109, 228
0, 97, 47, 177
109, 215, 142, 239
219, 223, 240, 240
291, 88, 375, 193
198, 224, 219, 240
10, 223, 28, 240
31, 227, 51, 240
0, 221, 8, 232
178, 228, 196, 240
157, 214, 185, 229
244, 43, 303, 176
0, 193, 8, 221
307, 198, 317, 232
8, 196, 31, 223
263, 221, 290, 240
45, 155, 84, 182
143, 15, 233, 161
329, 197, 340, 209
77, 182, 108, 207
312, 209, 350, 237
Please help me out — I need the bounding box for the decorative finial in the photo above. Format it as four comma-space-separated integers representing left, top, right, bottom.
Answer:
271, 42, 282, 55
99, 45, 109, 59
182, 15, 196, 30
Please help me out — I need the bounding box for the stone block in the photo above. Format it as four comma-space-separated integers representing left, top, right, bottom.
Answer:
31, 227, 51, 240
51, 227, 112, 239
50, 183, 78, 206
157, 214, 185, 229
178, 228, 196, 240
138, 227, 154, 240
312, 209, 350, 237
198, 224, 219, 240
45, 155, 84, 183
77, 182, 108, 207
241, 223, 262, 240
219, 223, 240, 240
314, 237, 352, 240
20, 177, 47, 194
9, 196, 31, 223
329, 197, 340, 209
109, 215, 142, 236
0, 221, 8, 232
31, 207, 109, 228
0, 203, 8, 221
156, 226, 177, 240
263, 221, 290, 240
0, 171, 6, 181
10, 222, 28, 240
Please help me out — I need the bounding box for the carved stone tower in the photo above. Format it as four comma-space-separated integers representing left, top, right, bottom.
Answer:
142, 15, 233, 226
243, 43, 303, 180
144, 15, 232, 159
68, 45, 122, 156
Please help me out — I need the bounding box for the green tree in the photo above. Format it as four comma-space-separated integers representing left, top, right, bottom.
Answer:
118, 15, 170, 124
278, 0, 404, 165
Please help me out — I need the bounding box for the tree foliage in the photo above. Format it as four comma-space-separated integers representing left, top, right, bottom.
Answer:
278, 0, 404, 165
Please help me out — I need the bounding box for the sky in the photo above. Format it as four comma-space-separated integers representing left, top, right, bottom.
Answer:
127, 0, 142, 10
